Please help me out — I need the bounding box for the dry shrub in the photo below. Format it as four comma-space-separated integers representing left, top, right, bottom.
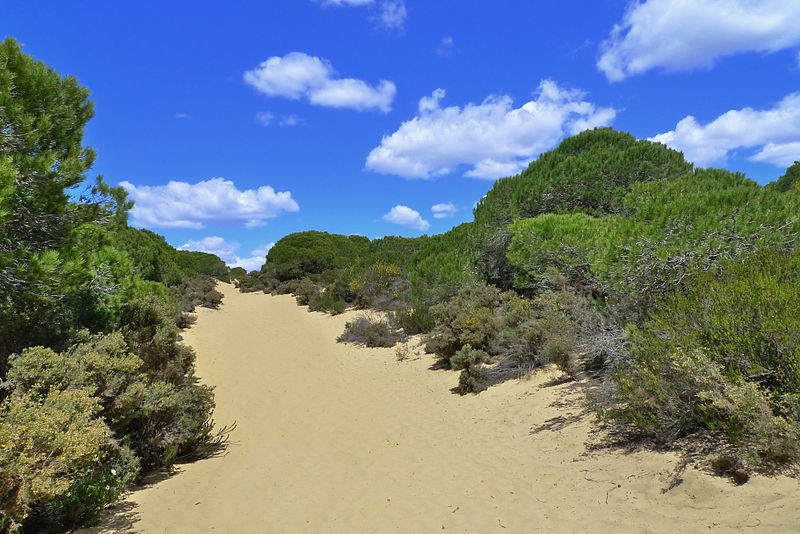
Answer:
338, 313, 405, 348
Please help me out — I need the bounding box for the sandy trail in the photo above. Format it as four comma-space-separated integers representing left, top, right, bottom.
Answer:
91, 283, 800, 533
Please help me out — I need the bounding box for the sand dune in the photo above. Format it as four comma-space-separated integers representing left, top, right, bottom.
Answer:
89, 283, 800, 533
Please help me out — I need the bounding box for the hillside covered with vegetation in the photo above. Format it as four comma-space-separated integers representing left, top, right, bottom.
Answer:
241, 128, 800, 480
0, 38, 233, 532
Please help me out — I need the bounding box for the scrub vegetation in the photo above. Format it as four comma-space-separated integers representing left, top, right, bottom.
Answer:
0, 38, 232, 532
3, 31, 800, 531
240, 128, 800, 480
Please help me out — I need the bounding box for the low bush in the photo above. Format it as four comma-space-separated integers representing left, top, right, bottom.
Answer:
338, 314, 405, 348
294, 277, 320, 306
391, 306, 435, 335
455, 364, 493, 395
424, 283, 508, 362
235, 272, 277, 293
450, 344, 489, 371
308, 291, 347, 315
170, 274, 223, 312
426, 283, 600, 387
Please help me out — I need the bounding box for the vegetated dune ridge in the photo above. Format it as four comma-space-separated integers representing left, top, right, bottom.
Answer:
92, 283, 799, 533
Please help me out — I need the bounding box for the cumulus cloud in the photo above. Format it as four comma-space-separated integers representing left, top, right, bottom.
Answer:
598, 0, 800, 81
650, 92, 800, 167
382, 205, 430, 231
180, 237, 274, 272
752, 142, 800, 167
366, 80, 615, 179
120, 177, 299, 229
431, 202, 457, 219
243, 52, 396, 112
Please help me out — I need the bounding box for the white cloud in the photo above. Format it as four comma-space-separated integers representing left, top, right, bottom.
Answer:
431, 202, 457, 219
751, 142, 800, 167
375, 0, 407, 30
243, 52, 395, 113
598, 0, 800, 81
180, 237, 274, 272
650, 92, 800, 167
121, 177, 299, 229
314, 0, 406, 30
309, 78, 396, 112
365, 80, 615, 179
418, 88, 445, 113
255, 111, 304, 127
174, 112, 191, 120
382, 205, 430, 231
244, 53, 329, 99
255, 111, 275, 126
180, 236, 238, 259
233, 243, 275, 272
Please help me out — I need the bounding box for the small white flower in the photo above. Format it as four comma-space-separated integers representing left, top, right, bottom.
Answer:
110, 468, 117, 476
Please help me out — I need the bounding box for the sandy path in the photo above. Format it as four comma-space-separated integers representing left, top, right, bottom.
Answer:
91, 283, 800, 533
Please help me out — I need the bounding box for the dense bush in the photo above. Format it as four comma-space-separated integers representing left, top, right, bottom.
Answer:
473, 128, 692, 228
424, 283, 509, 362
424, 283, 602, 394
0, 389, 138, 531
607, 248, 800, 471
507, 168, 800, 321
264, 231, 370, 281
767, 161, 800, 193
0, 38, 227, 530
348, 260, 406, 310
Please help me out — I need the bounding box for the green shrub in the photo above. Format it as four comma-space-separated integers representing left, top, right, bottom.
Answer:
607, 248, 800, 470
113, 376, 215, 469
5, 330, 218, 472
235, 271, 277, 293
34, 442, 138, 529
338, 314, 405, 348
170, 274, 223, 312
348, 261, 406, 310
118, 296, 195, 382
7, 333, 142, 415
308, 291, 347, 315
425, 283, 599, 383
294, 277, 319, 306
0, 389, 136, 532
391, 306, 435, 335
455, 364, 493, 395
424, 283, 507, 362
450, 345, 489, 370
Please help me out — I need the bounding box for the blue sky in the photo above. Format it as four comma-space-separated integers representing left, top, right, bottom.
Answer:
5, 1, 800, 270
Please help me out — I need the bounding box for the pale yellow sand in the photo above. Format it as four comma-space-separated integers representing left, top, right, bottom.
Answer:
89, 283, 800, 533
